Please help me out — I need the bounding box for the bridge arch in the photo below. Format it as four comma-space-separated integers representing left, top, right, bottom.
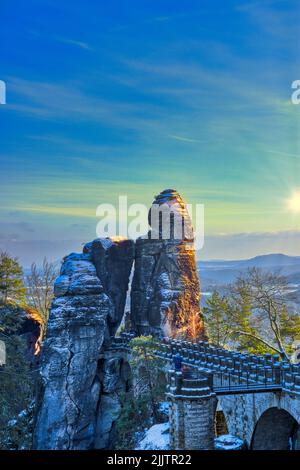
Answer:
251, 407, 299, 450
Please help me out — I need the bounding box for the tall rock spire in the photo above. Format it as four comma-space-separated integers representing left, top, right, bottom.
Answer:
131, 189, 204, 340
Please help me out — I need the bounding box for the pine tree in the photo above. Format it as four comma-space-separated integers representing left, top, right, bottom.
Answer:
0, 253, 33, 448
0, 252, 25, 304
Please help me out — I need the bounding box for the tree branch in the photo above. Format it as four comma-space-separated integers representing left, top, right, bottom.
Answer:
233, 330, 286, 357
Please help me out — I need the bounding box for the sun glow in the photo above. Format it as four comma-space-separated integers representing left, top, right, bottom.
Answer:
111, 235, 127, 242
287, 191, 300, 213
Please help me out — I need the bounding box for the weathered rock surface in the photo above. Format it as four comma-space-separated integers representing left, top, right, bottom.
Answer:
33, 239, 134, 450
84, 238, 134, 336
131, 189, 204, 339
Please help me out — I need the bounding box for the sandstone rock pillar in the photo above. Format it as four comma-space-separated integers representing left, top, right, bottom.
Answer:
33, 238, 134, 450
131, 189, 204, 340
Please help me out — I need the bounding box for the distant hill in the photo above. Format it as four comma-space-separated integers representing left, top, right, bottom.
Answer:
198, 253, 300, 289
237, 254, 300, 268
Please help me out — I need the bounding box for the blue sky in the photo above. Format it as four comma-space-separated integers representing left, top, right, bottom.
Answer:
1, 0, 300, 265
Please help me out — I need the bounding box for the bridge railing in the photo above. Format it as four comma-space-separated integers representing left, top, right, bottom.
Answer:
117, 333, 300, 396
150, 337, 300, 395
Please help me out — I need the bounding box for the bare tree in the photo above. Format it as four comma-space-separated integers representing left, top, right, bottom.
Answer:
26, 258, 58, 329
203, 290, 237, 348
202, 268, 300, 360
230, 268, 300, 360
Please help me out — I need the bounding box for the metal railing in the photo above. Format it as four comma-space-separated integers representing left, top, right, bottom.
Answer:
117, 333, 300, 396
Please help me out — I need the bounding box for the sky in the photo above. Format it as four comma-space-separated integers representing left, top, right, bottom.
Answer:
1, 0, 300, 266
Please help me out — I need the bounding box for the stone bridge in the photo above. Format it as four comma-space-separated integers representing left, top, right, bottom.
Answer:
118, 333, 300, 450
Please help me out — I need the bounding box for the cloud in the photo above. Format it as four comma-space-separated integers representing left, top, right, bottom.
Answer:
266, 149, 300, 160
19, 205, 96, 218
199, 229, 300, 260
0, 238, 85, 267
0, 221, 35, 233
2, 2, 300, 259
27, 134, 125, 155
122, 57, 285, 113
236, 0, 300, 43
108, 12, 191, 33
54, 36, 92, 50
236, 0, 287, 12
6, 77, 163, 132
1, 229, 299, 267
168, 134, 204, 144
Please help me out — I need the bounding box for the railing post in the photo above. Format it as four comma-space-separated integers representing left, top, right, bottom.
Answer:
294, 375, 300, 394
273, 362, 282, 385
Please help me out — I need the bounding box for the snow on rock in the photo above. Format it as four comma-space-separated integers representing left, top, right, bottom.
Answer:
136, 423, 170, 450
214, 434, 246, 450
159, 401, 169, 417
54, 252, 103, 297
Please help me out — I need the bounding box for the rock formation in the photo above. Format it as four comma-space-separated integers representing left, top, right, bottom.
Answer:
84, 237, 134, 336
33, 189, 204, 449
33, 238, 134, 450
131, 189, 204, 340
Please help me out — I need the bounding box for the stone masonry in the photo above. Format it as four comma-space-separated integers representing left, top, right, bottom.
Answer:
167, 371, 216, 450
155, 338, 300, 450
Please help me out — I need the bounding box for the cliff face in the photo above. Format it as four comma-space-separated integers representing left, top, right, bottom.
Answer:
131, 189, 204, 340
33, 239, 134, 450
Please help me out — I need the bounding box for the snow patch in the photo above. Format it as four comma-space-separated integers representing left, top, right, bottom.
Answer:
214, 434, 245, 450
98, 238, 114, 250
136, 423, 170, 450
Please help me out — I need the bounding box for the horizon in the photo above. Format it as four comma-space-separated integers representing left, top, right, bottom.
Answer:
18, 249, 300, 270
1, 0, 300, 265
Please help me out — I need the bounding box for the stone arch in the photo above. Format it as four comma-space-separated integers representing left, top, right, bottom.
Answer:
251, 407, 299, 450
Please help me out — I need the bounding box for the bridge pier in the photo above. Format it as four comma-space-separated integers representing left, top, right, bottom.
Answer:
167, 371, 216, 450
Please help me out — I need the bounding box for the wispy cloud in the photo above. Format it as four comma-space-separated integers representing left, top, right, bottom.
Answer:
122, 57, 287, 113
236, 0, 300, 43
108, 11, 199, 33
200, 229, 300, 260
168, 134, 204, 144
2, 0, 300, 265
19, 205, 96, 218
54, 36, 92, 50
236, 0, 288, 13
266, 149, 300, 160
6, 77, 162, 131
